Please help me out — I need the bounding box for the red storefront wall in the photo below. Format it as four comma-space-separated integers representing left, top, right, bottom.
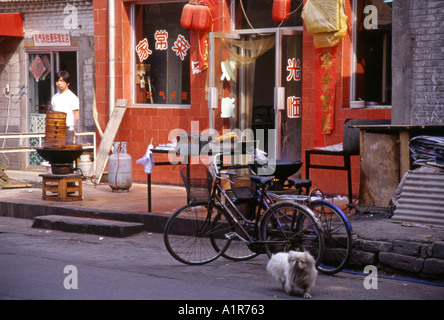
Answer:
93, 0, 391, 198
301, 0, 391, 197
93, 0, 229, 185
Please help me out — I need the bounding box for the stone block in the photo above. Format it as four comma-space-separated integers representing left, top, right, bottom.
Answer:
422, 258, 444, 275
432, 241, 444, 259
349, 250, 376, 266
354, 239, 393, 253
393, 240, 421, 256
379, 252, 424, 273
420, 244, 432, 259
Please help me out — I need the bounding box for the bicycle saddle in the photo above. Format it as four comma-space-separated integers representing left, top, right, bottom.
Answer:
249, 175, 274, 187
288, 178, 312, 190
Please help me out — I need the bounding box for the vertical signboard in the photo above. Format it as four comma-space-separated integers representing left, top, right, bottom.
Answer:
280, 34, 302, 161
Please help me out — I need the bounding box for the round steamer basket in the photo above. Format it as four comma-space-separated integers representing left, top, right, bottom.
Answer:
44, 111, 67, 148
46, 111, 67, 118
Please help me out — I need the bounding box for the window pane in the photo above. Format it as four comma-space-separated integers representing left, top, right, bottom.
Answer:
354, 0, 392, 105
134, 3, 190, 105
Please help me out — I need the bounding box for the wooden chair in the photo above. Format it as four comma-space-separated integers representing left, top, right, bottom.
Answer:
305, 118, 391, 204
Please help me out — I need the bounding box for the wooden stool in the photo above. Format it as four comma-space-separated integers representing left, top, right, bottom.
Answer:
40, 174, 83, 201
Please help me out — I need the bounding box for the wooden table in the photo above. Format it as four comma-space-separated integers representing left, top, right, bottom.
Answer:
352, 124, 444, 207
353, 124, 444, 177
40, 173, 83, 202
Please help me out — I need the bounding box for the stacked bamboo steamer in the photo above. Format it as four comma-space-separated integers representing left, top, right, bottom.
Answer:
44, 111, 67, 149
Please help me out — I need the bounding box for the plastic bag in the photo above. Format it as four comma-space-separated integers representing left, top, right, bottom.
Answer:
302, 0, 345, 33
302, 0, 348, 48
312, 25, 347, 48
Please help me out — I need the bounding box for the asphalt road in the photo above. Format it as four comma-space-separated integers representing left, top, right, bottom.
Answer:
0, 217, 443, 306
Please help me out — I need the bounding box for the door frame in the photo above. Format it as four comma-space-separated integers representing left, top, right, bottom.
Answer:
208, 27, 302, 159
25, 48, 79, 130
25, 47, 79, 168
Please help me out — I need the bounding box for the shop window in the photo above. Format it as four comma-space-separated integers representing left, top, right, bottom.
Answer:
351, 0, 392, 107
133, 2, 190, 106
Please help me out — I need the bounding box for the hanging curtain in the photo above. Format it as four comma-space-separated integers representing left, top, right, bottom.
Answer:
216, 33, 275, 66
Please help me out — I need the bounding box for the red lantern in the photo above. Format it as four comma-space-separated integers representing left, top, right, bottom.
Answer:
192, 4, 212, 32
272, 0, 291, 23
180, 3, 196, 30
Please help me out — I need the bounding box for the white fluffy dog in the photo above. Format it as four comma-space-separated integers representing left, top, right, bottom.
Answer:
266, 251, 318, 298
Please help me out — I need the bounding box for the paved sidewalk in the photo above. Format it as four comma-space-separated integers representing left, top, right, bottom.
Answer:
1, 169, 188, 214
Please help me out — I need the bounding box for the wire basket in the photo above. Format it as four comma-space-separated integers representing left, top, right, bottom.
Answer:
180, 164, 213, 203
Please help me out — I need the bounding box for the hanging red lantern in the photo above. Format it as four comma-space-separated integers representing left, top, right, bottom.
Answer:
180, 3, 196, 30
192, 4, 212, 32
272, 0, 291, 23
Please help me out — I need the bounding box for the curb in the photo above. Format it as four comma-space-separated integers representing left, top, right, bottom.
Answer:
32, 215, 145, 238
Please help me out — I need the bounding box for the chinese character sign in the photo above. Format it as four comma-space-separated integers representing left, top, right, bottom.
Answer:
286, 58, 301, 82
134, 29, 190, 104
136, 33, 190, 62
315, 46, 337, 136
136, 38, 152, 62
154, 30, 168, 50
287, 96, 301, 118
172, 34, 190, 61
34, 32, 70, 46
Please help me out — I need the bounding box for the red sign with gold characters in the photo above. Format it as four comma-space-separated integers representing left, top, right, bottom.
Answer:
315, 45, 337, 144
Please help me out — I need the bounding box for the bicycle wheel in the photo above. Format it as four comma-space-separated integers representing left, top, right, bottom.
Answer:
309, 200, 353, 275
260, 201, 324, 266
163, 202, 231, 265
212, 211, 260, 261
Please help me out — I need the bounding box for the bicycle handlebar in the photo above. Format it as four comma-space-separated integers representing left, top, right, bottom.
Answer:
210, 152, 231, 179
210, 148, 267, 180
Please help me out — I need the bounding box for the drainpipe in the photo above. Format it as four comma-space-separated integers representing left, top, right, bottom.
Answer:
109, 0, 115, 116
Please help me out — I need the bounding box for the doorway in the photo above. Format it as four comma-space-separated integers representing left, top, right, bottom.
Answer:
27, 50, 77, 165
209, 29, 302, 161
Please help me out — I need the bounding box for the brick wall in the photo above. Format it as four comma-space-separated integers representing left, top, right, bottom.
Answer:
0, 37, 24, 169
94, 0, 229, 185
301, 0, 391, 197
410, 0, 444, 124
392, 0, 444, 125
93, 0, 394, 195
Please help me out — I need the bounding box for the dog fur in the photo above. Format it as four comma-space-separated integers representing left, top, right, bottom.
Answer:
266, 251, 318, 298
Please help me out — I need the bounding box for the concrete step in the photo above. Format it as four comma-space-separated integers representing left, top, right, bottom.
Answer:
32, 215, 145, 238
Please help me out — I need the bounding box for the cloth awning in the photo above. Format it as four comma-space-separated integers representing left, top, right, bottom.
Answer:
0, 13, 24, 37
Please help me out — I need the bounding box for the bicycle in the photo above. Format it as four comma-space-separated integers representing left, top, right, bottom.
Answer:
163, 153, 325, 266
215, 162, 354, 275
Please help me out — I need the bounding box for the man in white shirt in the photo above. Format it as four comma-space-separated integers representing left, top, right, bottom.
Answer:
51, 70, 79, 145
